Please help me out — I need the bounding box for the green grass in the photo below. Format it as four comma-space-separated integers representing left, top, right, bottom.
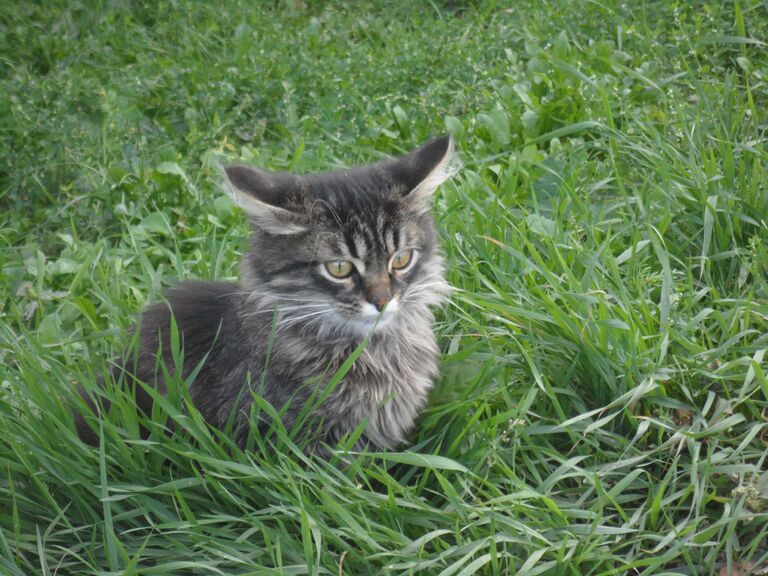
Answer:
2, 0, 768, 574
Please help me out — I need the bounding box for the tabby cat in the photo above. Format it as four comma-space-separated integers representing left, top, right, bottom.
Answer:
76, 136, 454, 455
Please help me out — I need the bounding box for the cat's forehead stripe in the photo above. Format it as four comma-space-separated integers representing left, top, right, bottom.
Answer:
361, 223, 376, 256
401, 228, 413, 249
385, 227, 395, 254
317, 196, 432, 262
342, 229, 358, 258
379, 224, 391, 254
353, 232, 368, 260
336, 235, 351, 257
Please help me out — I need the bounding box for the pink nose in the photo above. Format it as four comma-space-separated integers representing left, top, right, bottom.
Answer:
371, 294, 391, 312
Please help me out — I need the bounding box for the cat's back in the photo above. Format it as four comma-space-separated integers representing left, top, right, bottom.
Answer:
75, 281, 246, 443
122, 280, 255, 410
137, 281, 242, 360
133, 281, 260, 427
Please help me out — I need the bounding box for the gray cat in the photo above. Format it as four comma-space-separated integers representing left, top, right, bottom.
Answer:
76, 136, 454, 455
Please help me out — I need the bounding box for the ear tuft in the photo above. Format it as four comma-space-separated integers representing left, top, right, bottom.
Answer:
222, 164, 308, 235
389, 136, 457, 211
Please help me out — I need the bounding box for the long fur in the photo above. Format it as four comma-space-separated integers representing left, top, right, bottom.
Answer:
75, 136, 454, 454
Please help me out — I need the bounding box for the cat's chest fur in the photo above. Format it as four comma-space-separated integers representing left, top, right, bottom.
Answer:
265, 315, 439, 449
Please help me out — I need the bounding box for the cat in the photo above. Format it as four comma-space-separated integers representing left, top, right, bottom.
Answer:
75, 136, 455, 456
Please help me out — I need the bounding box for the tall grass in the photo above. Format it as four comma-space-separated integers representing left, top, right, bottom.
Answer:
1, 1, 767, 574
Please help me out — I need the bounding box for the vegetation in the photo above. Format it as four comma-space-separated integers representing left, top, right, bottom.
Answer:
1, 1, 767, 573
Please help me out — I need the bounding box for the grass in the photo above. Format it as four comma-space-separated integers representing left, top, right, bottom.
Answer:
1, 0, 767, 574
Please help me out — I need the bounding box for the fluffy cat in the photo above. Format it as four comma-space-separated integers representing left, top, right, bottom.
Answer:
75, 136, 454, 455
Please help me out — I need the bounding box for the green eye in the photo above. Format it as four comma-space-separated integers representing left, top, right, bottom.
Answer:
391, 249, 414, 271
325, 260, 354, 279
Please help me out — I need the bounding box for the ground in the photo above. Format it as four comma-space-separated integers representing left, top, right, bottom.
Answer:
1, 1, 767, 574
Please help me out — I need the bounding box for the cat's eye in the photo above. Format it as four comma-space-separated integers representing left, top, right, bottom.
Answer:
391, 249, 414, 271
325, 259, 354, 279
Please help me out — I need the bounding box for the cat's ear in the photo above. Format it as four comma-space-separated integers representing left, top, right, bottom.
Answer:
389, 136, 456, 212
223, 165, 309, 235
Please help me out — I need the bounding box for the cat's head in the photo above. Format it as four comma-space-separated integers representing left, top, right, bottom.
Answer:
224, 136, 455, 340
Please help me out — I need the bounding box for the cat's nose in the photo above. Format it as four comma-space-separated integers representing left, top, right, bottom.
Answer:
371, 295, 391, 312
366, 282, 392, 312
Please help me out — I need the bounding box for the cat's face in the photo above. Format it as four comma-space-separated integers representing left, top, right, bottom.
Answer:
225, 137, 453, 339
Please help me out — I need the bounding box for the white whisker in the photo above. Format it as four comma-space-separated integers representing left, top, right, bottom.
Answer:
243, 304, 329, 318
277, 309, 333, 327
263, 295, 329, 303
405, 282, 450, 294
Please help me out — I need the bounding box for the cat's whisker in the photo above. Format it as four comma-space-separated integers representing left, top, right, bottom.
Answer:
243, 304, 330, 319
401, 283, 452, 305
405, 274, 444, 291
409, 284, 450, 293
406, 274, 439, 287
263, 295, 330, 302
228, 289, 329, 303
279, 315, 334, 333
264, 299, 330, 306
404, 282, 451, 295
260, 303, 329, 310
279, 308, 332, 319
277, 309, 333, 328
215, 290, 252, 299
409, 270, 442, 283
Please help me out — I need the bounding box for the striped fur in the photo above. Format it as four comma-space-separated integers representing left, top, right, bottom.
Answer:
76, 137, 454, 455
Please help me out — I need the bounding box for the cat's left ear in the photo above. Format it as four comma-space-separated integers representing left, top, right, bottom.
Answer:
389, 136, 456, 212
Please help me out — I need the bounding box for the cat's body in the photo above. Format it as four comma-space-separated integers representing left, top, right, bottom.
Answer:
76, 137, 454, 454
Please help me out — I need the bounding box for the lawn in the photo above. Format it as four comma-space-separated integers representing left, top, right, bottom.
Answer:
1, 1, 767, 574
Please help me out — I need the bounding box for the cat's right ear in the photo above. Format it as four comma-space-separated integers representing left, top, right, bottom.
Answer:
388, 136, 457, 214
223, 165, 309, 235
